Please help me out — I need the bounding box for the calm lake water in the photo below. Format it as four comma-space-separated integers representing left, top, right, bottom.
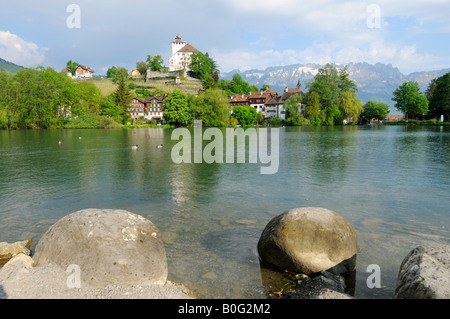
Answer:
0, 125, 448, 299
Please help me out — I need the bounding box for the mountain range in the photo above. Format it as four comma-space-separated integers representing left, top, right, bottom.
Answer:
221, 62, 450, 109
0, 58, 24, 73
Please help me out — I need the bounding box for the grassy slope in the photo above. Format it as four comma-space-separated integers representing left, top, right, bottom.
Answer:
91, 78, 202, 97
0, 58, 24, 73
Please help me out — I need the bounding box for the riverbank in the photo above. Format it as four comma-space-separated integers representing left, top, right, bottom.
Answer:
384, 119, 450, 126
0, 262, 192, 299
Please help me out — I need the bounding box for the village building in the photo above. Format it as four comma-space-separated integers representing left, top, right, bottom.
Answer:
128, 96, 166, 123
128, 97, 146, 119
248, 88, 278, 115
278, 80, 305, 119
168, 35, 200, 75
145, 96, 165, 122
229, 94, 250, 108
228, 80, 304, 121
74, 65, 94, 78
264, 95, 282, 119
130, 69, 141, 80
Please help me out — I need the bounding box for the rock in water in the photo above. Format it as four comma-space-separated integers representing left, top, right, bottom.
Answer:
33, 209, 168, 288
395, 245, 450, 299
257, 207, 357, 275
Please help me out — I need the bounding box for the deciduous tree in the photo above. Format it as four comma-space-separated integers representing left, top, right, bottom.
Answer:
163, 90, 191, 127
146, 55, 164, 72
392, 81, 429, 119
232, 105, 257, 126
362, 101, 390, 123
428, 72, 450, 121
191, 88, 230, 127
66, 60, 78, 76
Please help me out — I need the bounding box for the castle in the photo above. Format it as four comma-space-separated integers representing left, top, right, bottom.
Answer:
168, 35, 200, 74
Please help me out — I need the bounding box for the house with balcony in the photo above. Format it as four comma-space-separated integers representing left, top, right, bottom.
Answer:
128, 95, 167, 123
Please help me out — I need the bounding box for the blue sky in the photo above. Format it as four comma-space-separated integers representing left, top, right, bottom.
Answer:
0, 0, 449, 75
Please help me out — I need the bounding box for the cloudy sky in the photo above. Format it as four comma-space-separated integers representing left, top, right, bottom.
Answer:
1, 0, 449, 75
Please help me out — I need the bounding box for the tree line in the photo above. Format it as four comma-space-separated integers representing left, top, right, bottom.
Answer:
0, 67, 105, 129
1, 62, 448, 130
0, 65, 138, 129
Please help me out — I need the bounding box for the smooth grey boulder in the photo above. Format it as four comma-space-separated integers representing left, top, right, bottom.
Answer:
257, 207, 357, 275
395, 245, 450, 299
33, 209, 168, 288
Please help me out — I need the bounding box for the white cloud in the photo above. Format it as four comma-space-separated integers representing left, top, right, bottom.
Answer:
215, 38, 447, 75
0, 30, 45, 67
215, 0, 450, 73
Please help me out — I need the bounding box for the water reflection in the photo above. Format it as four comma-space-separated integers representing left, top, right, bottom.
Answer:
0, 126, 449, 299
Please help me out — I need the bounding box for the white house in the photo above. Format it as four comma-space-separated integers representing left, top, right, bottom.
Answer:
168, 35, 200, 73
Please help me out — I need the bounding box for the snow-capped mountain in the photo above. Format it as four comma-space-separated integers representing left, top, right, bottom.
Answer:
221, 62, 450, 106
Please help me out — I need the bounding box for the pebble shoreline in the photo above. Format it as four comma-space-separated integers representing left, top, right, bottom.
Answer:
0, 262, 192, 299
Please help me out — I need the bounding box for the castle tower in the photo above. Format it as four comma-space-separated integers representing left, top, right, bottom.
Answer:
171, 35, 185, 55
297, 78, 302, 91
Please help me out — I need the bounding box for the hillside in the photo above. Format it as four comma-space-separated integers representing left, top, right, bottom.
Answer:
222, 62, 450, 111
0, 58, 24, 73
92, 77, 203, 97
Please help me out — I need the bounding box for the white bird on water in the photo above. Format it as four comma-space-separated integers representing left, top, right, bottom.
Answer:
131, 145, 139, 150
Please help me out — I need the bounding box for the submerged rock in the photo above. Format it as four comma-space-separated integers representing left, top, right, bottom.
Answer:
257, 207, 357, 275
395, 245, 450, 299
33, 208, 168, 288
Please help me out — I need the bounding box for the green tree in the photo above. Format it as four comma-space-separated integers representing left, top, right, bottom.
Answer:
113, 72, 132, 124
339, 91, 364, 124
260, 84, 271, 91
106, 66, 128, 83
362, 101, 390, 123
0, 71, 17, 129
306, 64, 358, 125
285, 94, 306, 126
249, 85, 259, 93
392, 81, 429, 119
163, 90, 191, 127
0, 66, 114, 129
106, 66, 118, 80
232, 105, 257, 126
191, 88, 230, 127
190, 52, 219, 81
146, 55, 164, 72
229, 73, 250, 95
100, 94, 122, 123
75, 81, 103, 116
305, 91, 320, 121
136, 61, 148, 79
202, 74, 216, 90
425, 78, 437, 100
66, 60, 78, 75
325, 105, 341, 126
428, 72, 450, 121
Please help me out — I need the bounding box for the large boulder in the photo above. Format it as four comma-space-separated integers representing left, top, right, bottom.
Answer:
395, 245, 450, 299
33, 209, 168, 288
0, 240, 33, 268
257, 207, 357, 275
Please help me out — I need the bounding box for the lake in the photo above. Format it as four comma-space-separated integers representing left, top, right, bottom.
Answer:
0, 125, 448, 299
